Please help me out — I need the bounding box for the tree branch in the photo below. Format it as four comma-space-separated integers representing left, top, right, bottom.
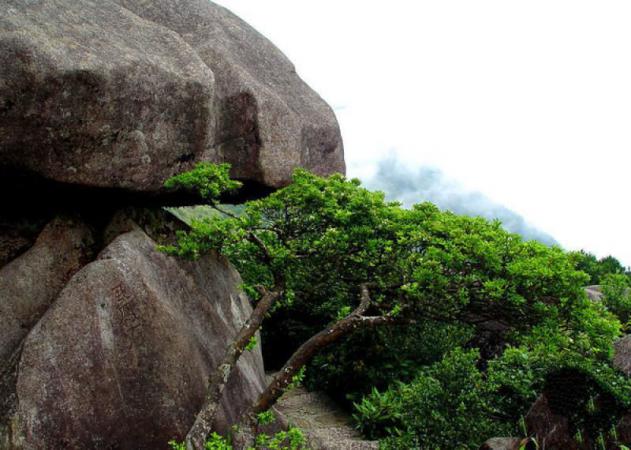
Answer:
210, 204, 273, 262
353, 283, 373, 316
247, 232, 273, 263
250, 295, 394, 415
185, 289, 281, 450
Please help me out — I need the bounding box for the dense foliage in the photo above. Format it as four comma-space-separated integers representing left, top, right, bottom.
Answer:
354, 340, 631, 449
165, 163, 630, 449
303, 321, 473, 406
601, 273, 631, 330
570, 250, 630, 285
169, 425, 306, 450
355, 348, 510, 448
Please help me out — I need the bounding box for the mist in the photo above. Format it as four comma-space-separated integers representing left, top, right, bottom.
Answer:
362, 158, 558, 246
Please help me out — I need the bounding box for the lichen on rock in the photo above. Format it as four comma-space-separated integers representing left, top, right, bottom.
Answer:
0, 0, 344, 193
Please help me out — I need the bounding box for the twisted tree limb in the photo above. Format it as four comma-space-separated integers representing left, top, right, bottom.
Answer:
185, 288, 280, 450
251, 284, 394, 414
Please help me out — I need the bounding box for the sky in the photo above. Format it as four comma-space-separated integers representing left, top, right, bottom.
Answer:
215, 0, 631, 266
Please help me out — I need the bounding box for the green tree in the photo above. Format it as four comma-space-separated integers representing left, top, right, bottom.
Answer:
354, 348, 510, 449
162, 163, 618, 449
354, 342, 631, 449
569, 250, 629, 285
601, 273, 631, 329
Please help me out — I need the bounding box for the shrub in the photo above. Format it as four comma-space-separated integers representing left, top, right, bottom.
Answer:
353, 348, 510, 449
601, 273, 631, 329
168, 427, 307, 450
353, 336, 631, 449
303, 320, 473, 407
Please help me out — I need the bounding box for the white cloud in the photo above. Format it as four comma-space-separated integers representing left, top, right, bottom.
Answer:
216, 0, 631, 266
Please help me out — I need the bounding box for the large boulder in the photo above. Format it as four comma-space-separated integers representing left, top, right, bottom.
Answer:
0, 216, 94, 364
0, 0, 344, 193
6, 228, 266, 449
525, 394, 581, 450
0, 216, 94, 448
613, 335, 631, 377
479, 438, 533, 450
0, 218, 46, 269
584, 285, 604, 301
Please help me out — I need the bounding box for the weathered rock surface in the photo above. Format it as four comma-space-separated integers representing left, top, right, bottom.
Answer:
0, 1, 344, 447
478, 437, 523, 450
525, 394, 580, 450
614, 334, 631, 376
0, 216, 94, 364
585, 285, 604, 301
2, 230, 264, 449
0, 218, 46, 269
274, 387, 378, 450
6, 228, 265, 449
0, 0, 215, 192
0, 0, 344, 193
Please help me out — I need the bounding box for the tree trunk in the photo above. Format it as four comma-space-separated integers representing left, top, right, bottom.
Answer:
251, 314, 392, 415
185, 289, 280, 450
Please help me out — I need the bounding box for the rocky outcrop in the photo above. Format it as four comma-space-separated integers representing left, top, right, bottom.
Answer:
4, 226, 265, 449
0, 216, 94, 363
585, 285, 604, 301
479, 438, 531, 450
0, 0, 344, 193
614, 335, 631, 376
525, 394, 580, 450
0, 1, 345, 447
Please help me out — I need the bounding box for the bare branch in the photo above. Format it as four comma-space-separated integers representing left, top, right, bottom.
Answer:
185, 289, 281, 450
250, 308, 395, 415
353, 283, 373, 316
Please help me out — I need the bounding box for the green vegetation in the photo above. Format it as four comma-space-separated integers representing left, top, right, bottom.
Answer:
570, 250, 630, 285
168, 426, 306, 450
162, 163, 631, 449
601, 273, 631, 329
355, 348, 507, 448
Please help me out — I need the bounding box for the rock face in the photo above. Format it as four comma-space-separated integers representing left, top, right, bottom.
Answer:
525, 394, 580, 450
584, 285, 604, 301
478, 437, 528, 450
0, 1, 344, 448
0, 0, 344, 192
0, 216, 94, 363
5, 228, 265, 449
524, 364, 631, 450
614, 335, 631, 377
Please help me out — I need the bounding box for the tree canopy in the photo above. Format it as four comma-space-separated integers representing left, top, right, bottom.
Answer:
163, 163, 627, 449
